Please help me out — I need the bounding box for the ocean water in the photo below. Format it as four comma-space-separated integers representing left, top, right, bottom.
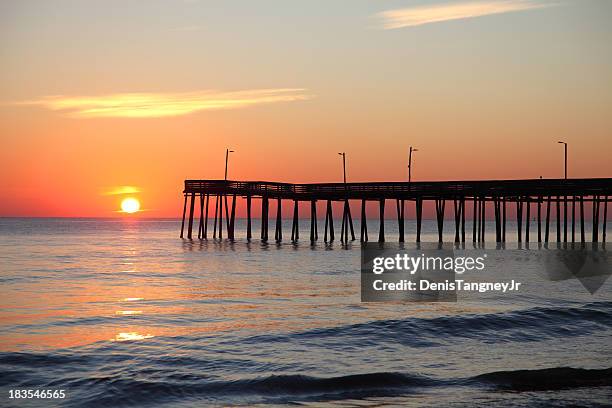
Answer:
0, 218, 611, 407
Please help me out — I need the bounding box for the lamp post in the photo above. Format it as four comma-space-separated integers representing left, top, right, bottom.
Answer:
408, 146, 419, 183
224, 148, 235, 181
557, 141, 567, 179
338, 152, 346, 185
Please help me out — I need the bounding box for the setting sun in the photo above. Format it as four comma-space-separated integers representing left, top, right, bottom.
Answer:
120, 198, 140, 214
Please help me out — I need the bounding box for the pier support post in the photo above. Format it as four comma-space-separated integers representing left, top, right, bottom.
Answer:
291, 200, 299, 242
476, 199, 481, 242
275, 198, 282, 242
454, 199, 461, 243
397, 199, 405, 243
324, 200, 334, 242
198, 193, 204, 240
517, 199, 523, 243
416, 198, 423, 243
347, 201, 355, 241
592, 196, 600, 243
580, 196, 585, 243
537, 197, 542, 243
525, 199, 530, 243
310, 200, 318, 242
203, 194, 209, 240
572, 196, 576, 243
246, 195, 252, 241
213, 195, 219, 239
229, 194, 236, 241
261, 196, 269, 242
461, 198, 466, 243
545, 196, 551, 243
218, 194, 224, 239
360, 199, 368, 243
378, 199, 385, 242
187, 193, 196, 239
180, 194, 187, 238
493, 198, 500, 243
564, 196, 568, 243
556, 196, 561, 243
502, 198, 506, 243
224, 195, 231, 238
603, 196, 608, 243
473, 198, 477, 243
436, 199, 445, 243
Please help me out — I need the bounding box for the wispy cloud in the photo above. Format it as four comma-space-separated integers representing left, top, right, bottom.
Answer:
18, 88, 312, 118
103, 186, 141, 196
377, 0, 556, 29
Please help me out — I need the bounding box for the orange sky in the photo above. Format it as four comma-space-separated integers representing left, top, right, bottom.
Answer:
1, 0, 611, 217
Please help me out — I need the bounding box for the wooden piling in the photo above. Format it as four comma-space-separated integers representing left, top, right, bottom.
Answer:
476, 199, 481, 242
229, 194, 236, 240
473, 198, 477, 243
571, 196, 575, 243
347, 201, 355, 241
291, 200, 299, 242
580, 196, 585, 243
592, 196, 599, 243
275, 198, 282, 242
436, 199, 445, 243
187, 193, 195, 239
556, 196, 561, 243
416, 198, 422, 243
502, 198, 506, 243
397, 199, 405, 243
517, 199, 523, 243
310, 200, 317, 242
545, 196, 551, 243
198, 193, 204, 239
537, 197, 542, 243
378, 199, 385, 242
203, 194, 209, 239
454, 199, 461, 243
603, 196, 608, 243
180, 194, 187, 238
224, 195, 231, 237
563, 196, 568, 243
461, 198, 466, 243
360, 199, 368, 243
525, 199, 530, 243
261, 196, 269, 242
324, 200, 334, 242
480, 198, 485, 243
246, 195, 252, 241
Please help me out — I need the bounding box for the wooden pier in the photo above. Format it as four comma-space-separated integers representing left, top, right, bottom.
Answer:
180, 178, 611, 243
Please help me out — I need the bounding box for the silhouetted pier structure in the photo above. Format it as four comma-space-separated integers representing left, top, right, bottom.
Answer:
180, 178, 611, 244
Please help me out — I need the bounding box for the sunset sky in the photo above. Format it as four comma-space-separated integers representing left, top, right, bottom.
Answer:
1, 0, 611, 217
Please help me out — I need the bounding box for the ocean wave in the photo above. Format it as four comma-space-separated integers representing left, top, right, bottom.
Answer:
237, 302, 612, 347
473, 367, 612, 391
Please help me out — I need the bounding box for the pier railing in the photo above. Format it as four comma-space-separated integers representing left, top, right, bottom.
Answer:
185, 178, 612, 200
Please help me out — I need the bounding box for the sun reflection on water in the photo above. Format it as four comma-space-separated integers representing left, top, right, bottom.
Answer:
111, 332, 154, 342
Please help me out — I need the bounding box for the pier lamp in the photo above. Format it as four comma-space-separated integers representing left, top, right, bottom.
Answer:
408, 146, 419, 183
557, 141, 567, 179
224, 148, 235, 181
338, 152, 347, 185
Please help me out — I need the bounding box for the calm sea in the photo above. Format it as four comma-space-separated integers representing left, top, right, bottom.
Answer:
0, 218, 611, 407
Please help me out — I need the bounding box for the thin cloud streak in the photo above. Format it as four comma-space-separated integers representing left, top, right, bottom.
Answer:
19, 88, 312, 118
377, 0, 556, 29
103, 186, 141, 196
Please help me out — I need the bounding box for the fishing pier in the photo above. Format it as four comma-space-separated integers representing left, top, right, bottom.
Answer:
180, 178, 611, 243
